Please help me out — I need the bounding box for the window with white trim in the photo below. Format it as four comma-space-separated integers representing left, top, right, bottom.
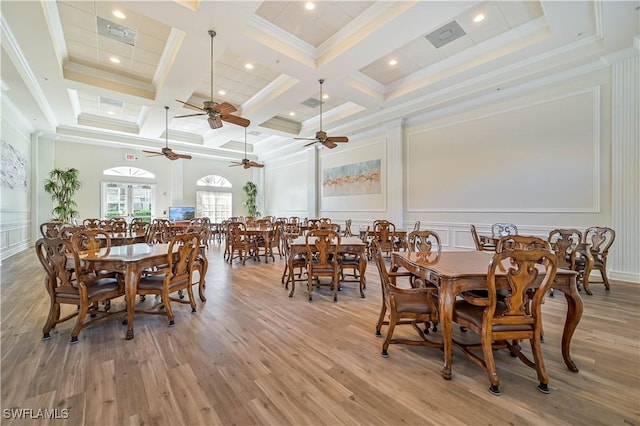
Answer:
196, 175, 232, 222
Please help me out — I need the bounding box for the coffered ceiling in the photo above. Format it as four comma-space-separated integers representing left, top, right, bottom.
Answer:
1, 1, 638, 163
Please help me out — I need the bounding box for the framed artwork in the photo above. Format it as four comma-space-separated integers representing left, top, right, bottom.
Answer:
1, 140, 27, 191
322, 159, 381, 197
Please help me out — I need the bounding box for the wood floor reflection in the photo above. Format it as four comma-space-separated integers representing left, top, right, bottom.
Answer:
1, 242, 639, 425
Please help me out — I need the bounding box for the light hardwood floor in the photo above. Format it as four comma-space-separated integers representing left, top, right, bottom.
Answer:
1, 242, 639, 425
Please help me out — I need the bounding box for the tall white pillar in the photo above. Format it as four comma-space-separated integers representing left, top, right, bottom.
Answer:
610, 50, 640, 283
386, 119, 405, 227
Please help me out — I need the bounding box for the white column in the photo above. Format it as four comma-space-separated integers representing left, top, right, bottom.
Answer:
32, 132, 56, 238
307, 147, 318, 218
610, 52, 640, 283
385, 119, 405, 227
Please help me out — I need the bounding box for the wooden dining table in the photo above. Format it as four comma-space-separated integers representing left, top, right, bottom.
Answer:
392, 250, 583, 380
289, 236, 367, 297
78, 242, 177, 340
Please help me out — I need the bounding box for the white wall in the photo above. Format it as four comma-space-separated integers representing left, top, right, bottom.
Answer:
51, 141, 257, 221
1, 99, 33, 260
263, 65, 638, 282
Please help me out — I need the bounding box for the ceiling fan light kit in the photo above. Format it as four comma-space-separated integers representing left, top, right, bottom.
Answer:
295, 79, 348, 149
175, 30, 250, 129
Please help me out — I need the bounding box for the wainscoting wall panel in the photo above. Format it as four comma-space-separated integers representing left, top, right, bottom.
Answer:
406, 88, 600, 213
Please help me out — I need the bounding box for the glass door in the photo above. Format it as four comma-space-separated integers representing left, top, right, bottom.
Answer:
102, 182, 155, 223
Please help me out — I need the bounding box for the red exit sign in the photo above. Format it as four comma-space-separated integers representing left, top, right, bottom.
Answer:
125, 153, 137, 161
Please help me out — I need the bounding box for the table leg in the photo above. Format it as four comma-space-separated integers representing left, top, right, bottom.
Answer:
358, 250, 366, 298
556, 275, 583, 372
439, 284, 454, 380
199, 254, 208, 302
124, 264, 138, 340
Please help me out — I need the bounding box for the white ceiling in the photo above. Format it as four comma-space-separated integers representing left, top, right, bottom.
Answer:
1, 1, 639, 163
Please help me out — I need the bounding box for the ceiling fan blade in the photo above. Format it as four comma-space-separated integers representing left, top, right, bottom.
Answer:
229, 162, 243, 167
221, 114, 250, 127
174, 153, 192, 159
303, 141, 318, 147
174, 113, 207, 118
323, 141, 338, 149
248, 161, 264, 168
294, 137, 316, 141
210, 102, 237, 114
325, 136, 349, 143
142, 150, 164, 156
175, 99, 205, 112
207, 115, 224, 129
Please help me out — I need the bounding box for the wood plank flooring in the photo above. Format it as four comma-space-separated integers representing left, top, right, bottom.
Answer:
1, 242, 639, 425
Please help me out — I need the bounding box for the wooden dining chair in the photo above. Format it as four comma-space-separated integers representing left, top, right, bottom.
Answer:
36, 234, 126, 344
129, 218, 149, 234
491, 223, 518, 238
108, 218, 127, 233
305, 229, 341, 302
546, 228, 583, 298
135, 232, 200, 326
342, 219, 354, 237
282, 231, 307, 295
580, 226, 616, 294
373, 220, 396, 258
371, 241, 441, 358
496, 234, 551, 252
407, 230, 441, 253
470, 225, 496, 252
227, 221, 256, 265
185, 225, 209, 302
82, 218, 105, 229
451, 249, 558, 395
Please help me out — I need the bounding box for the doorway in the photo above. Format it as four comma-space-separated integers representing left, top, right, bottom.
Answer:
101, 182, 155, 222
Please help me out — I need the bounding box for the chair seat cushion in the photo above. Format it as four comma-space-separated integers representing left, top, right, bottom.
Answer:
86, 278, 121, 298
453, 300, 534, 332
393, 291, 434, 314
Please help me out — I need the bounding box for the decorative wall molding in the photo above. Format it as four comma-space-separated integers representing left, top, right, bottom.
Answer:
406, 86, 602, 213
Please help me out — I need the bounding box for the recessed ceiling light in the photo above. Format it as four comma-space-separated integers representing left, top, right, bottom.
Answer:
388, 59, 398, 66
109, 57, 121, 64
218, 90, 226, 96
322, 94, 329, 100
473, 13, 485, 23
107, 111, 115, 115
289, 112, 295, 116
244, 63, 254, 70
305, 2, 315, 11
112, 10, 126, 19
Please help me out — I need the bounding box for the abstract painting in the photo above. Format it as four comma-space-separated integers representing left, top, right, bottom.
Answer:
1, 140, 27, 191
323, 159, 381, 197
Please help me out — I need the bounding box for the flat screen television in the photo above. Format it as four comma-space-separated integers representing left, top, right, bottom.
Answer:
168, 206, 195, 221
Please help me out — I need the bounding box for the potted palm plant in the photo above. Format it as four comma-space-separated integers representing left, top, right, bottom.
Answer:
43, 167, 81, 222
242, 181, 260, 218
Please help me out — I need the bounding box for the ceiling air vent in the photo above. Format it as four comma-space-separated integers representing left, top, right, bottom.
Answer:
425, 20, 466, 48
97, 16, 136, 46
247, 130, 262, 136
100, 96, 123, 107
301, 97, 321, 109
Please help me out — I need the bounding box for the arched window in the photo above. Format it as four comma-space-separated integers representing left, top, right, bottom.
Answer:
197, 174, 231, 187
196, 175, 232, 222
103, 166, 155, 179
